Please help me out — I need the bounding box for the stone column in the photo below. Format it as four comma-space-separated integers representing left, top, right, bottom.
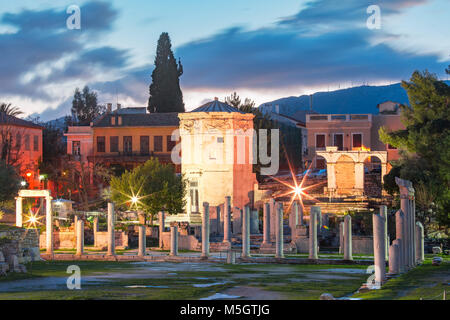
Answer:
107, 202, 115, 256
354, 162, 364, 190
93, 216, 99, 247
299, 202, 304, 226
226, 250, 236, 264
343, 214, 352, 261
415, 222, 424, 264
373, 212, 386, 285
401, 196, 411, 269
46, 196, 53, 254
201, 202, 210, 258
379, 205, 389, 261
395, 209, 406, 271
250, 210, 259, 234
339, 222, 344, 254
262, 202, 270, 245
269, 198, 276, 240
389, 241, 400, 275
76, 219, 84, 256
242, 205, 250, 258
158, 211, 165, 249
138, 225, 146, 257
326, 162, 337, 190
170, 225, 178, 256
410, 195, 416, 267
381, 163, 387, 184
223, 196, 231, 244
289, 201, 298, 237
15, 197, 23, 227
309, 207, 319, 259
74, 214, 79, 238
216, 205, 222, 235
275, 203, 284, 258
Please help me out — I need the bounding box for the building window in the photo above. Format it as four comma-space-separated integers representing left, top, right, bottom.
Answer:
333, 134, 344, 151
316, 158, 326, 169
316, 134, 326, 149
123, 136, 132, 154
33, 135, 39, 151
189, 181, 199, 213
72, 141, 81, 155
387, 144, 397, 150
15, 133, 21, 149
154, 136, 163, 152
140, 136, 149, 155
24, 134, 30, 151
352, 133, 362, 148
110, 136, 119, 152
167, 135, 176, 152
97, 136, 105, 153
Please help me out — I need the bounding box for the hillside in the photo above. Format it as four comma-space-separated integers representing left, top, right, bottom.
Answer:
258, 83, 410, 116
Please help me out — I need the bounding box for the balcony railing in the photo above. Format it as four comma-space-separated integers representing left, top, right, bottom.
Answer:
307, 114, 371, 122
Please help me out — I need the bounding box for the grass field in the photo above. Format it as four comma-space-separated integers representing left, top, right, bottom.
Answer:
0, 255, 447, 300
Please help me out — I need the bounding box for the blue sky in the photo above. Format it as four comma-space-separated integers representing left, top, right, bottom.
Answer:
0, 0, 448, 120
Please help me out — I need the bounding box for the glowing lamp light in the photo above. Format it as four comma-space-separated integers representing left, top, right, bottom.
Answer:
131, 196, 138, 204
20, 181, 27, 186
26, 172, 32, 177
24, 210, 44, 229
294, 186, 303, 196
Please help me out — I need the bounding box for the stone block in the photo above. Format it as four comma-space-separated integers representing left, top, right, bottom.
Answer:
432, 246, 442, 254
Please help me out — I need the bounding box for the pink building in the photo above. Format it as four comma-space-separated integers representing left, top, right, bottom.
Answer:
0, 112, 43, 189
305, 101, 404, 170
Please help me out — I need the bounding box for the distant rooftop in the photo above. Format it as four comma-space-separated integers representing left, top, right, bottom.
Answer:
93, 112, 179, 127
113, 107, 147, 115
191, 98, 244, 113
0, 112, 42, 129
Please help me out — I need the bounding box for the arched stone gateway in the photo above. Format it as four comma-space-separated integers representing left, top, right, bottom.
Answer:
316, 147, 387, 197
16, 189, 53, 254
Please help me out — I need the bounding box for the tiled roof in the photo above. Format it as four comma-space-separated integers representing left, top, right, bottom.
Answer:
114, 107, 147, 115
93, 112, 179, 127
0, 112, 43, 129
191, 99, 243, 113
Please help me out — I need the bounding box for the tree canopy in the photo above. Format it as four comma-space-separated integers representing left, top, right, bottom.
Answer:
148, 33, 185, 113
0, 160, 20, 202
71, 86, 105, 125
380, 69, 450, 232
110, 158, 185, 220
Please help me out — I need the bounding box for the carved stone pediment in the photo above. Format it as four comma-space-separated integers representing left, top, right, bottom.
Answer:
203, 119, 232, 131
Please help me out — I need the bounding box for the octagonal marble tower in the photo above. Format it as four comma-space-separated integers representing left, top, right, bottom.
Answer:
178, 98, 257, 219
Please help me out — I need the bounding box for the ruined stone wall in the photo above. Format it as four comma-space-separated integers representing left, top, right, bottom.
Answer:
0, 226, 40, 264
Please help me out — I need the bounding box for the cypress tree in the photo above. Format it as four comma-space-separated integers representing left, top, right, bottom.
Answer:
148, 33, 185, 113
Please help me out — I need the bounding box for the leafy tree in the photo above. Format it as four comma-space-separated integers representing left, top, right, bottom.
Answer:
0, 103, 26, 167
71, 86, 105, 125
0, 103, 23, 117
0, 160, 20, 202
110, 158, 185, 223
148, 33, 185, 113
380, 69, 450, 232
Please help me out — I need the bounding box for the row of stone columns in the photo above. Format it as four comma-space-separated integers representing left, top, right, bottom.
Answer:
388, 177, 423, 275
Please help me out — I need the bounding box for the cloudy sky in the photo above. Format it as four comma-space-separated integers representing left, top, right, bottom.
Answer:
0, 0, 448, 120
